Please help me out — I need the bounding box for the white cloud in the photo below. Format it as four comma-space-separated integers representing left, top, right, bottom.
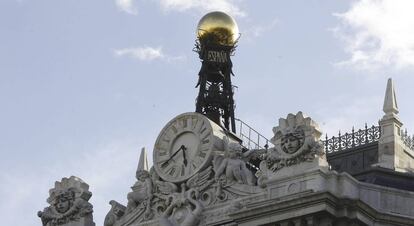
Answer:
114, 0, 245, 17
334, 0, 414, 71
113, 46, 186, 62
114, 46, 165, 61
115, 0, 138, 15
244, 18, 279, 40
158, 0, 246, 17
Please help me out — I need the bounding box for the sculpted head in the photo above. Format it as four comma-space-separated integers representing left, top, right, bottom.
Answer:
227, 142, 243, 158
281, 131, 304, 154
54, 191, 74, 213
136, 170, 150, 181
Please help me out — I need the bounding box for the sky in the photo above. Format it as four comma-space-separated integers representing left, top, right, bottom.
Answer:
1, 0, 414, 225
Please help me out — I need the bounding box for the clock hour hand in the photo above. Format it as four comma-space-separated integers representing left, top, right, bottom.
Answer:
161, 145, 186, 167
182, 146, 188, 166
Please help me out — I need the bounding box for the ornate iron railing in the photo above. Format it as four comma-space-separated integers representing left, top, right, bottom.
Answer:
235, 118, 269, 150
401, 129, 414, 151
324, 124, 381, 154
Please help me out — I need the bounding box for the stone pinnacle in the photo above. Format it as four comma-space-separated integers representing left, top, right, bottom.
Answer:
383, 78, 399, 116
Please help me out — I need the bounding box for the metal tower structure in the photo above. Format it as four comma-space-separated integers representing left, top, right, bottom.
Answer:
194, 12, 238, 133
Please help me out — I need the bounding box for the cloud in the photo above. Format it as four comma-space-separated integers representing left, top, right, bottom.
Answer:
114, 46, 165, 61
243, 18, 279, 40
158, 0, 246, 17
114, 0, 245, 17
334, 0, 414, 71
113, 46, 186, 62
115, 0, 138, 15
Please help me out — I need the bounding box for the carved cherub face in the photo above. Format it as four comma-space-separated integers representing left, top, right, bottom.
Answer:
227, 143, 242, 158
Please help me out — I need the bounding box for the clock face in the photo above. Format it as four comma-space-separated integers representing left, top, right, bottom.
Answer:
153, 113, 215, 183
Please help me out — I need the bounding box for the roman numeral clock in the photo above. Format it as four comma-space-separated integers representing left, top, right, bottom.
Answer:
153, 112, 228, 183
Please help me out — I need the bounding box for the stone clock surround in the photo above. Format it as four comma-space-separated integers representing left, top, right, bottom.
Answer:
153, 112, 231, 183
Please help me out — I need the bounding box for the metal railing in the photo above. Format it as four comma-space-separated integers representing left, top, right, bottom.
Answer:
323, 124, 381, 154
235, 118, 269, 150
401, 129, 414, 151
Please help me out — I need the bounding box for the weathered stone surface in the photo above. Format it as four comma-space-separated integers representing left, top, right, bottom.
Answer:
104, 201, 126, 226
377, 78, 414, 172
38, 176, 95, 226
258, 112, 328, 185
104, 111, 414, 226
230, 168, 414, 226
106, 114, 264, 226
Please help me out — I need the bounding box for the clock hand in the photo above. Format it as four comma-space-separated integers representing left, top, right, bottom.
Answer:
182, 146, 188, 166
161, 145, 186, 167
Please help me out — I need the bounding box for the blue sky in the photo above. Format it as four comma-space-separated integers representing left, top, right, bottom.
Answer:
1, 0, 414, 225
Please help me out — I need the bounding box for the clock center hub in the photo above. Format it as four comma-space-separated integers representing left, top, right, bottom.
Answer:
172, 132, 199, 157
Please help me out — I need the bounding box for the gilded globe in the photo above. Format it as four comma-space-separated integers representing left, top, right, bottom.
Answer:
196, 11, 239, 46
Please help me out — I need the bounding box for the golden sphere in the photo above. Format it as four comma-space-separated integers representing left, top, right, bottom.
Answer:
196, 11, 239, 46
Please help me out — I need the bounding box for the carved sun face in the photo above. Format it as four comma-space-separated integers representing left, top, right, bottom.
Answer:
55, 195, 71, 213
281, 133, 303, 154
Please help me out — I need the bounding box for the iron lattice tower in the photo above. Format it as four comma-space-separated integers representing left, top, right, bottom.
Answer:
194, 38, 237, 133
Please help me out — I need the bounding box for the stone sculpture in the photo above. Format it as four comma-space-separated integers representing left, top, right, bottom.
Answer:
258, 112, 326, 185
104, 138, 264, 226
103, 201, 126, 226
38, 176, 95, 226
213, 137, 254, 186
159, 184, 203, 226
126, 148, 153, 219
99, 112, 328, 226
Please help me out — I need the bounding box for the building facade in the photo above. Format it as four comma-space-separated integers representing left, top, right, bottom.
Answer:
38, 12, 414, 226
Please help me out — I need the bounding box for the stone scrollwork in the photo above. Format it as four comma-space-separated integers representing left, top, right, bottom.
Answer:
108, 140, 264, 226
159, 184, 203, 226
260, 112, 325, 173
38, 176, 94, 226
104, 112, 328, 226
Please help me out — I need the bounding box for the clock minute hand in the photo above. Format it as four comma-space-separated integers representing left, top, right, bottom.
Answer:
161, 145, 186, 167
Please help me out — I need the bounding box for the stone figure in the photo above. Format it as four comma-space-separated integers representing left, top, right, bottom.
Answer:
126, 170, 153, 214
126, 148, 153, 219
104, 200, 126, 226
152, 167, 179, 214
103, 140, 262, 226
37, 176, 94, 226
213, 137, 254, 186
160, 184, 203, 226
